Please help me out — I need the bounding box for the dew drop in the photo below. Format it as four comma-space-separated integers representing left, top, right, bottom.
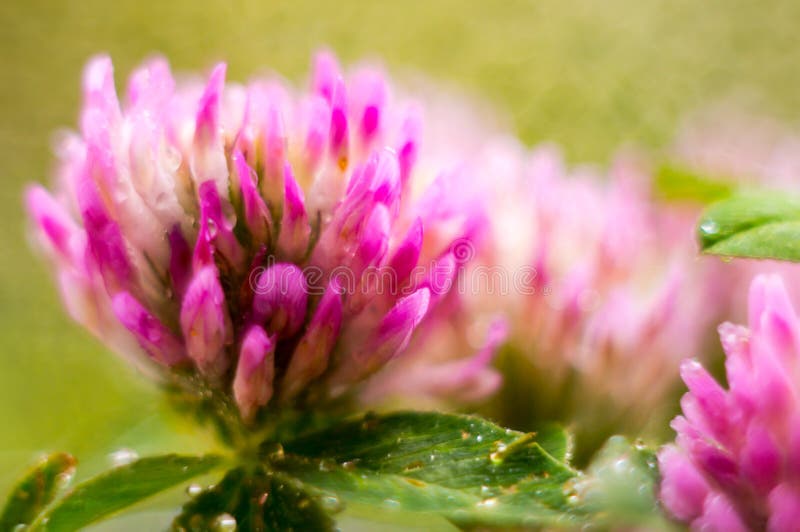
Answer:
212, 513, 236, 531
320, 495, 343, 512
476, 435, 483, 443
186, 483, 203, 497
699, 220, 719, 236
109, 448, 138, 467
382, 498, 401, 509
476, 497, 498, 508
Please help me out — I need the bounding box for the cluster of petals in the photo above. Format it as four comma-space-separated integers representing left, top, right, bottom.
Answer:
26, 51, 502, 422
659, 274, 800, 531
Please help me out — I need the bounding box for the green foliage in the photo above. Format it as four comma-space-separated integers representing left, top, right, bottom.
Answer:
654, 163, 734, 203
698, 191, 800, 261
0, 453, 76, 530
269, 411, 661, 529
0, 412, 666, 530
173, 467, 336, 532
30, 454, 223, 531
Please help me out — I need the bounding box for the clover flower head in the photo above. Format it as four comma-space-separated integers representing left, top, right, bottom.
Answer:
659, 274, 800, 531
26, 51, 502, 426
482, 142, 710, 442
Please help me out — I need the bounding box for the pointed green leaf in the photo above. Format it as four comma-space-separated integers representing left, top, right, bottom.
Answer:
698, 191, 800, 261
32, 454, 222, 531
172, 466, 336, 531
280, 411, 574, 493
0, 453, 76, 530
265, 411, 586, 528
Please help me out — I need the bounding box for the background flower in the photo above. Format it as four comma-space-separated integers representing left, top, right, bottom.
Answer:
477, 141, 716, 458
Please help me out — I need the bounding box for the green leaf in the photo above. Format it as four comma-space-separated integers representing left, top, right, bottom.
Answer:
172, 466, 336, 531
32, 454, 222, 531
268, 411, 584, 528
574, 436, 668, 528
698, 191, 800, 261
280, 411, 574, 493
654, 163, 735, 203
0, 453, 76, 530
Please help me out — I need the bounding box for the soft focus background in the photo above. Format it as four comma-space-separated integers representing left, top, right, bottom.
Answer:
2, 0, 800, 525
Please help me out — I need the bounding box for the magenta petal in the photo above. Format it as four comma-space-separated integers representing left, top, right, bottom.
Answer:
422, 252, 458, 299
371, 149, 401, 215
77, 172, 134, 294
692, 494, 748, 532
329, 287, 430, 395
329, 77, 349, 167
692, 439, 740, 491
282, 279, 344, 401
195, 63, 226, 145
353, 204, 390, 277
251, 263, 308, 337
768, 484, 800, 532
657, 445, 710, 521
81, 55, 120, 134
198, 181, 245, 269
126, 56, 174, 111
397, 105, 422, 184
303, 95, 330, 172
168, 225, 192, 299
680, 359, 731, 444
25, 185, 82, 263
388, 218, 423, 287
365, 287, 430, 365
233, 325, 276, 422
234, 149, 272, 244
261, 103, 287, 209
311, 49, 340, 103
351, 69, 387, 144
112, 292, 185, 366
741, 422, 782, 495
180, 265, 231, 377
276, 163, 310, 261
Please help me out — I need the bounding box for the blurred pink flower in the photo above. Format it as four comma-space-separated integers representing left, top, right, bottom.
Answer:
25, 52, 503, 424
659, 274, 800, 531
480, 141, 713, 444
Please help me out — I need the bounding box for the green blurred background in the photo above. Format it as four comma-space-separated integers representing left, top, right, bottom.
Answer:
1, 0, 799, 522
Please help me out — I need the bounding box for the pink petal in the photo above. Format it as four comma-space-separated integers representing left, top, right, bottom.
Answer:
276, 163, 310, 261
112, 291, 185, 366
233, 325, 276, 422
281, 279, 344, 401
180, 265, 231, 377
657, 445, 710, 521
250, 263, 308, 338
